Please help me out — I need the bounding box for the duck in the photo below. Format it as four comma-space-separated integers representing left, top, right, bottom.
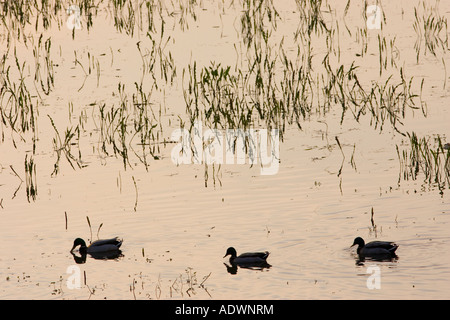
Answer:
223, 247, 270, 265
351, 237, 398, 258
70, 237, 123, 255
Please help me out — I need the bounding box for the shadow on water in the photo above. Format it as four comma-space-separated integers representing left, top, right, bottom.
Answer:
354, 253, 399, 266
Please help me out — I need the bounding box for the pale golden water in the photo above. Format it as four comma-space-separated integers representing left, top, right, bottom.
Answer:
0, 0, 450, 300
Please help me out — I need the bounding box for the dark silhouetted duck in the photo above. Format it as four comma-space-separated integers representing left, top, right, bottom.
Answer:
71, 237, 123, 255
351, 237, 398, 258
224, 247, 270, 264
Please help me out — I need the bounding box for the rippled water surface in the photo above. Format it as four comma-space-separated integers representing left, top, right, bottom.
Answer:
0, 0, 449, 299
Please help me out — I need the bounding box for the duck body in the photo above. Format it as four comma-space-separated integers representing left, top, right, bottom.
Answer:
352, 237, 398, 257
71, 237, 123, 254
224, 247, 270, 264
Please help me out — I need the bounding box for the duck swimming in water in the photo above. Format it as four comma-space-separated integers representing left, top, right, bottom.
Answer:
71, 237, 123, 255
223, 247, 270, 264
351, 237, 398, 259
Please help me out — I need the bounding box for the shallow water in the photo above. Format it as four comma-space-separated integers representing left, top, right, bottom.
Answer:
0, 0, 450, 300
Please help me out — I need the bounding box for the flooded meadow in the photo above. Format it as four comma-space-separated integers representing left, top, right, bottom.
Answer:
0, 0, 449, 299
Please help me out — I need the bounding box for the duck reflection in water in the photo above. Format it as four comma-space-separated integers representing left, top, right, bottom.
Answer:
224, 261, 272, 274
70, 250, 124, 264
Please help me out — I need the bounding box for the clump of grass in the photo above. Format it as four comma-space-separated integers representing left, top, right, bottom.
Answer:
0, 0, 98, 41
136, 25, 177, 88
194, 62, 252, 130
176, 0, 199, 31
73, 50, 102, 91
32, 34, 54, 96
111, 0, 137, 36
24, 154, 37, 202
127, 268, 212, 299
93, 81, 162, 171
169, 268, 211, 298
48, 115, 83, 177
240, 0, 279, 48
377, 34, 400, 76
397, 132, 450, 193
0, 49, 39, 149
413, 0, 448, 63
294, 0, 329, 43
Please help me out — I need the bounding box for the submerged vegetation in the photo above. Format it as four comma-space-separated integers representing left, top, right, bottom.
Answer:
0, 0, 449, 202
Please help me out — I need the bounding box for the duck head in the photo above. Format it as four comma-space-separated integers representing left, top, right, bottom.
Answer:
351, 237, 365, 248
71, 238, 87, 253
223, 247, 237, 259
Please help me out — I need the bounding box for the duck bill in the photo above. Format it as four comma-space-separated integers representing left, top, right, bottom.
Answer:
70, 245, 76, 253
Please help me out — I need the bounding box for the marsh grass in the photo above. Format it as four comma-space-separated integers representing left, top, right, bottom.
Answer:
94, 82, 162, 170
1, 1, 176, 181
32, 34, 54, 96
24, 154, 37, 202
294, 0, 328, 43
136, 26, 177, 88
397, 132, 450, 193
0, 49, 39, 146
85, 215, 104, 243
413, 0, 448, 63
377, 34, 400, 76
108, 0, 199, 36
0, 0, 98, 40
240, 0, 279, 48
48, 115, 83, 176
169, 267, 211, 298
73, 50, 101, 91
0, 0, 444, 196
176, 0, 428, 187
126, 267, 211, 299
184, 54, 419, 147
